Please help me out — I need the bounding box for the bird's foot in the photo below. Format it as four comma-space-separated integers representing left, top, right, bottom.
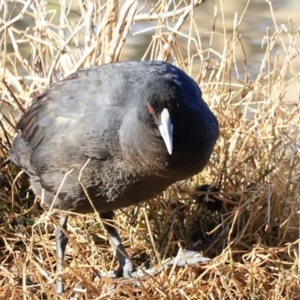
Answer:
100, 258, 136, 279
100, 250, 210, 281
132, 249, 211, 278
162, 249, 211, 267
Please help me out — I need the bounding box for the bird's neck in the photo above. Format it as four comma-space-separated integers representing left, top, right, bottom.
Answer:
119, 110, 170, 175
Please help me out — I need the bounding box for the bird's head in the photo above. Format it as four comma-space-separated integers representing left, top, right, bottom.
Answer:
138, 78, 185, 155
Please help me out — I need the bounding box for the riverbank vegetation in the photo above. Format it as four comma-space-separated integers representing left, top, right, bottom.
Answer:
1, 0, 300, 298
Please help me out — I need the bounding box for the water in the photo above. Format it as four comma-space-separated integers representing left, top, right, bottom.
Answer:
3, 0, 300, 101
125, 0, 300, 77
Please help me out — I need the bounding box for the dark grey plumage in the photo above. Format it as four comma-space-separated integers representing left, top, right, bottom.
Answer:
10, 60, 219, 294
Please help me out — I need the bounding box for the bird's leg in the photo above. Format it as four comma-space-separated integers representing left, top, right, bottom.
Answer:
55, 214, 69, 294
100, 211, 135, 278
99, 212, 211, 281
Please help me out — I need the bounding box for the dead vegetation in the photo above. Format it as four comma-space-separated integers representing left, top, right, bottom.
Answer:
1, 0, 300, 299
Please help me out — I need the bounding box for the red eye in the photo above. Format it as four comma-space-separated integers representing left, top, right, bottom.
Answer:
147, 105, 154, 114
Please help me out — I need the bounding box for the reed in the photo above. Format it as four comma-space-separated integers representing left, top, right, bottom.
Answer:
1, 0, 300, 298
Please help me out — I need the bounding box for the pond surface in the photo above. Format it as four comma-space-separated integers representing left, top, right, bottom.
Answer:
4, 0, 300, 98
124, 0, 300, 76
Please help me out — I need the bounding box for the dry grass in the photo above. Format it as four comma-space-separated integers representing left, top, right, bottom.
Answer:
1, 0, 300, 299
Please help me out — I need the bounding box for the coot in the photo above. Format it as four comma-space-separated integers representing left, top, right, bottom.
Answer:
10, 60, 219, 294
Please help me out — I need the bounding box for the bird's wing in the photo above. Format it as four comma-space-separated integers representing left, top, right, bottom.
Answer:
16, 69, 126, 177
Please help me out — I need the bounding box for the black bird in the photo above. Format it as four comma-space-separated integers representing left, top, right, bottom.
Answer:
10, 61, 219, 294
